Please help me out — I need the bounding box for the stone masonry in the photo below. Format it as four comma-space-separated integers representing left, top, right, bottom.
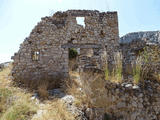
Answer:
11, 10, 119, 86
120, 31, 160, 81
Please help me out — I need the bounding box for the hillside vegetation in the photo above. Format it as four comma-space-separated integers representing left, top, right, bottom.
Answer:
0, 64, 75, 120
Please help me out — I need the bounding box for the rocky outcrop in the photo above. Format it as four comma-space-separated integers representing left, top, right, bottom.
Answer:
120, 31, 160, 44
0, 62, 11, 71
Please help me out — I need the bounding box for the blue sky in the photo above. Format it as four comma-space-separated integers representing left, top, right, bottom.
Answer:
0, 0, 160, 63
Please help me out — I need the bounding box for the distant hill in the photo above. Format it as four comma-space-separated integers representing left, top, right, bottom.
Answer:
120, 31, 160, 44
0, 62, 11, 71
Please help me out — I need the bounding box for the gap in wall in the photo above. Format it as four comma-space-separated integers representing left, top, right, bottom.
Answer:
76, 17, 85, 27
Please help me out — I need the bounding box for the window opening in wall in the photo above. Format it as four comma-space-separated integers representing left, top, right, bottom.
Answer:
32, 51, 40, 61
76, 17, 85, 27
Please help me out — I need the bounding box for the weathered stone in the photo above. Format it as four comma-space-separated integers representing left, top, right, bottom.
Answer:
120, 31, 160, 80
103, 80, 160, 120
11, 10, 119, 88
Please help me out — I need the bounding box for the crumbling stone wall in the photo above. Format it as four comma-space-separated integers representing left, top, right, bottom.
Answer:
84, 80, 160, 120
11, 10, 119, 87
103, 80, 160, 120
120, 33, 160, 81
120, 38, 146, 80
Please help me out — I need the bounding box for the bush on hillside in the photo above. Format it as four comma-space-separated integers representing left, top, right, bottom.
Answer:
133, 45, 160, 83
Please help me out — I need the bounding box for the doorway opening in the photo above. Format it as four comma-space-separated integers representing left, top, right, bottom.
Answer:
68, 48, 79, 72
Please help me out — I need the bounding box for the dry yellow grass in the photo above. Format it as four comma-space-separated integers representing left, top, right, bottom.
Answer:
154, 74, 160, 83
0, 63, 38, 120
32, 99, 75, 120
0, 63, 75, 120
66, 71, 87, 108
1, 93, 37, 120
139, 46, 160, 83
66, 81, 86, 108
105, 52, 123, 83
67, 71, 112, 108
0, 63, 12, 88
38, 81, 49, 99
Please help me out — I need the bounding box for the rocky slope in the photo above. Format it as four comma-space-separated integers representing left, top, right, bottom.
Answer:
0, 62, 10, 71
120, 31, 160, 44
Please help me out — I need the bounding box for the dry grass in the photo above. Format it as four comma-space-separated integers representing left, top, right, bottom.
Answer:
0, 63, 38, 120
80, 72, 110, 108
67, 71, 110, 108
69, 58, 78, 71
133, 45, 160, 84
65, 71, 87, 108
1, 94, 37, 120
133, 56, 142, 84
37, 81, 49, 99
158, 74, 160, 82
0, 88, 12, 115
154, 74, 160, 83
32, 99, 75, 120
13, 71, 63, 90
0, 63, 12, 87
66, 83, 86, 108
105, 52, 123, 83
0, 63, 76, 120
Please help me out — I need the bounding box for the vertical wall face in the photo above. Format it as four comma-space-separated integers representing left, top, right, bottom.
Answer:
12, 10, 119, 87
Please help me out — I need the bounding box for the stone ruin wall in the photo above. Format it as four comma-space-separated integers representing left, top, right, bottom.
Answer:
81, 72, 160, 120
11, 10, 160, 120
80, 73, 160, 120
120, 36, 160, 81
90, 80, 160, 120
11, 10, 119, 84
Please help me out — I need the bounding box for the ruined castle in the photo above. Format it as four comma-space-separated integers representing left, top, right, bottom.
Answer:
11, 10, 119, 83
11, 10, 160, 120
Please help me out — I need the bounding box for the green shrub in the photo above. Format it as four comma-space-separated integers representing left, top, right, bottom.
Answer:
69, 48, 78, 59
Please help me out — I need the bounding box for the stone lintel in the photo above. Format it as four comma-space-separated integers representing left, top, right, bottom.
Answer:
61, 43, 102, 49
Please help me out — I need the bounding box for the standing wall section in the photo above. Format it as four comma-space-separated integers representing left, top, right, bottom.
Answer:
12, 10, 119, 88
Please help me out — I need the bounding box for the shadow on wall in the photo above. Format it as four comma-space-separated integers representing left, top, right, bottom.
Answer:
13, 71, 64, 90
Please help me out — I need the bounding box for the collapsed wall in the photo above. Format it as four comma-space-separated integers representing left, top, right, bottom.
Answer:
10, 9, 160, 120
84, 80, 160, 120
78, 71, 160, 120
120, 31, 160, 80
11, 10, 119, 88
83, 31, 160, 120
104, 80, 160, 120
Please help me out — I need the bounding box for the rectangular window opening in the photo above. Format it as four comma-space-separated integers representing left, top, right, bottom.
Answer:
76, 17, 85, 27
32, 51, 40, 61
